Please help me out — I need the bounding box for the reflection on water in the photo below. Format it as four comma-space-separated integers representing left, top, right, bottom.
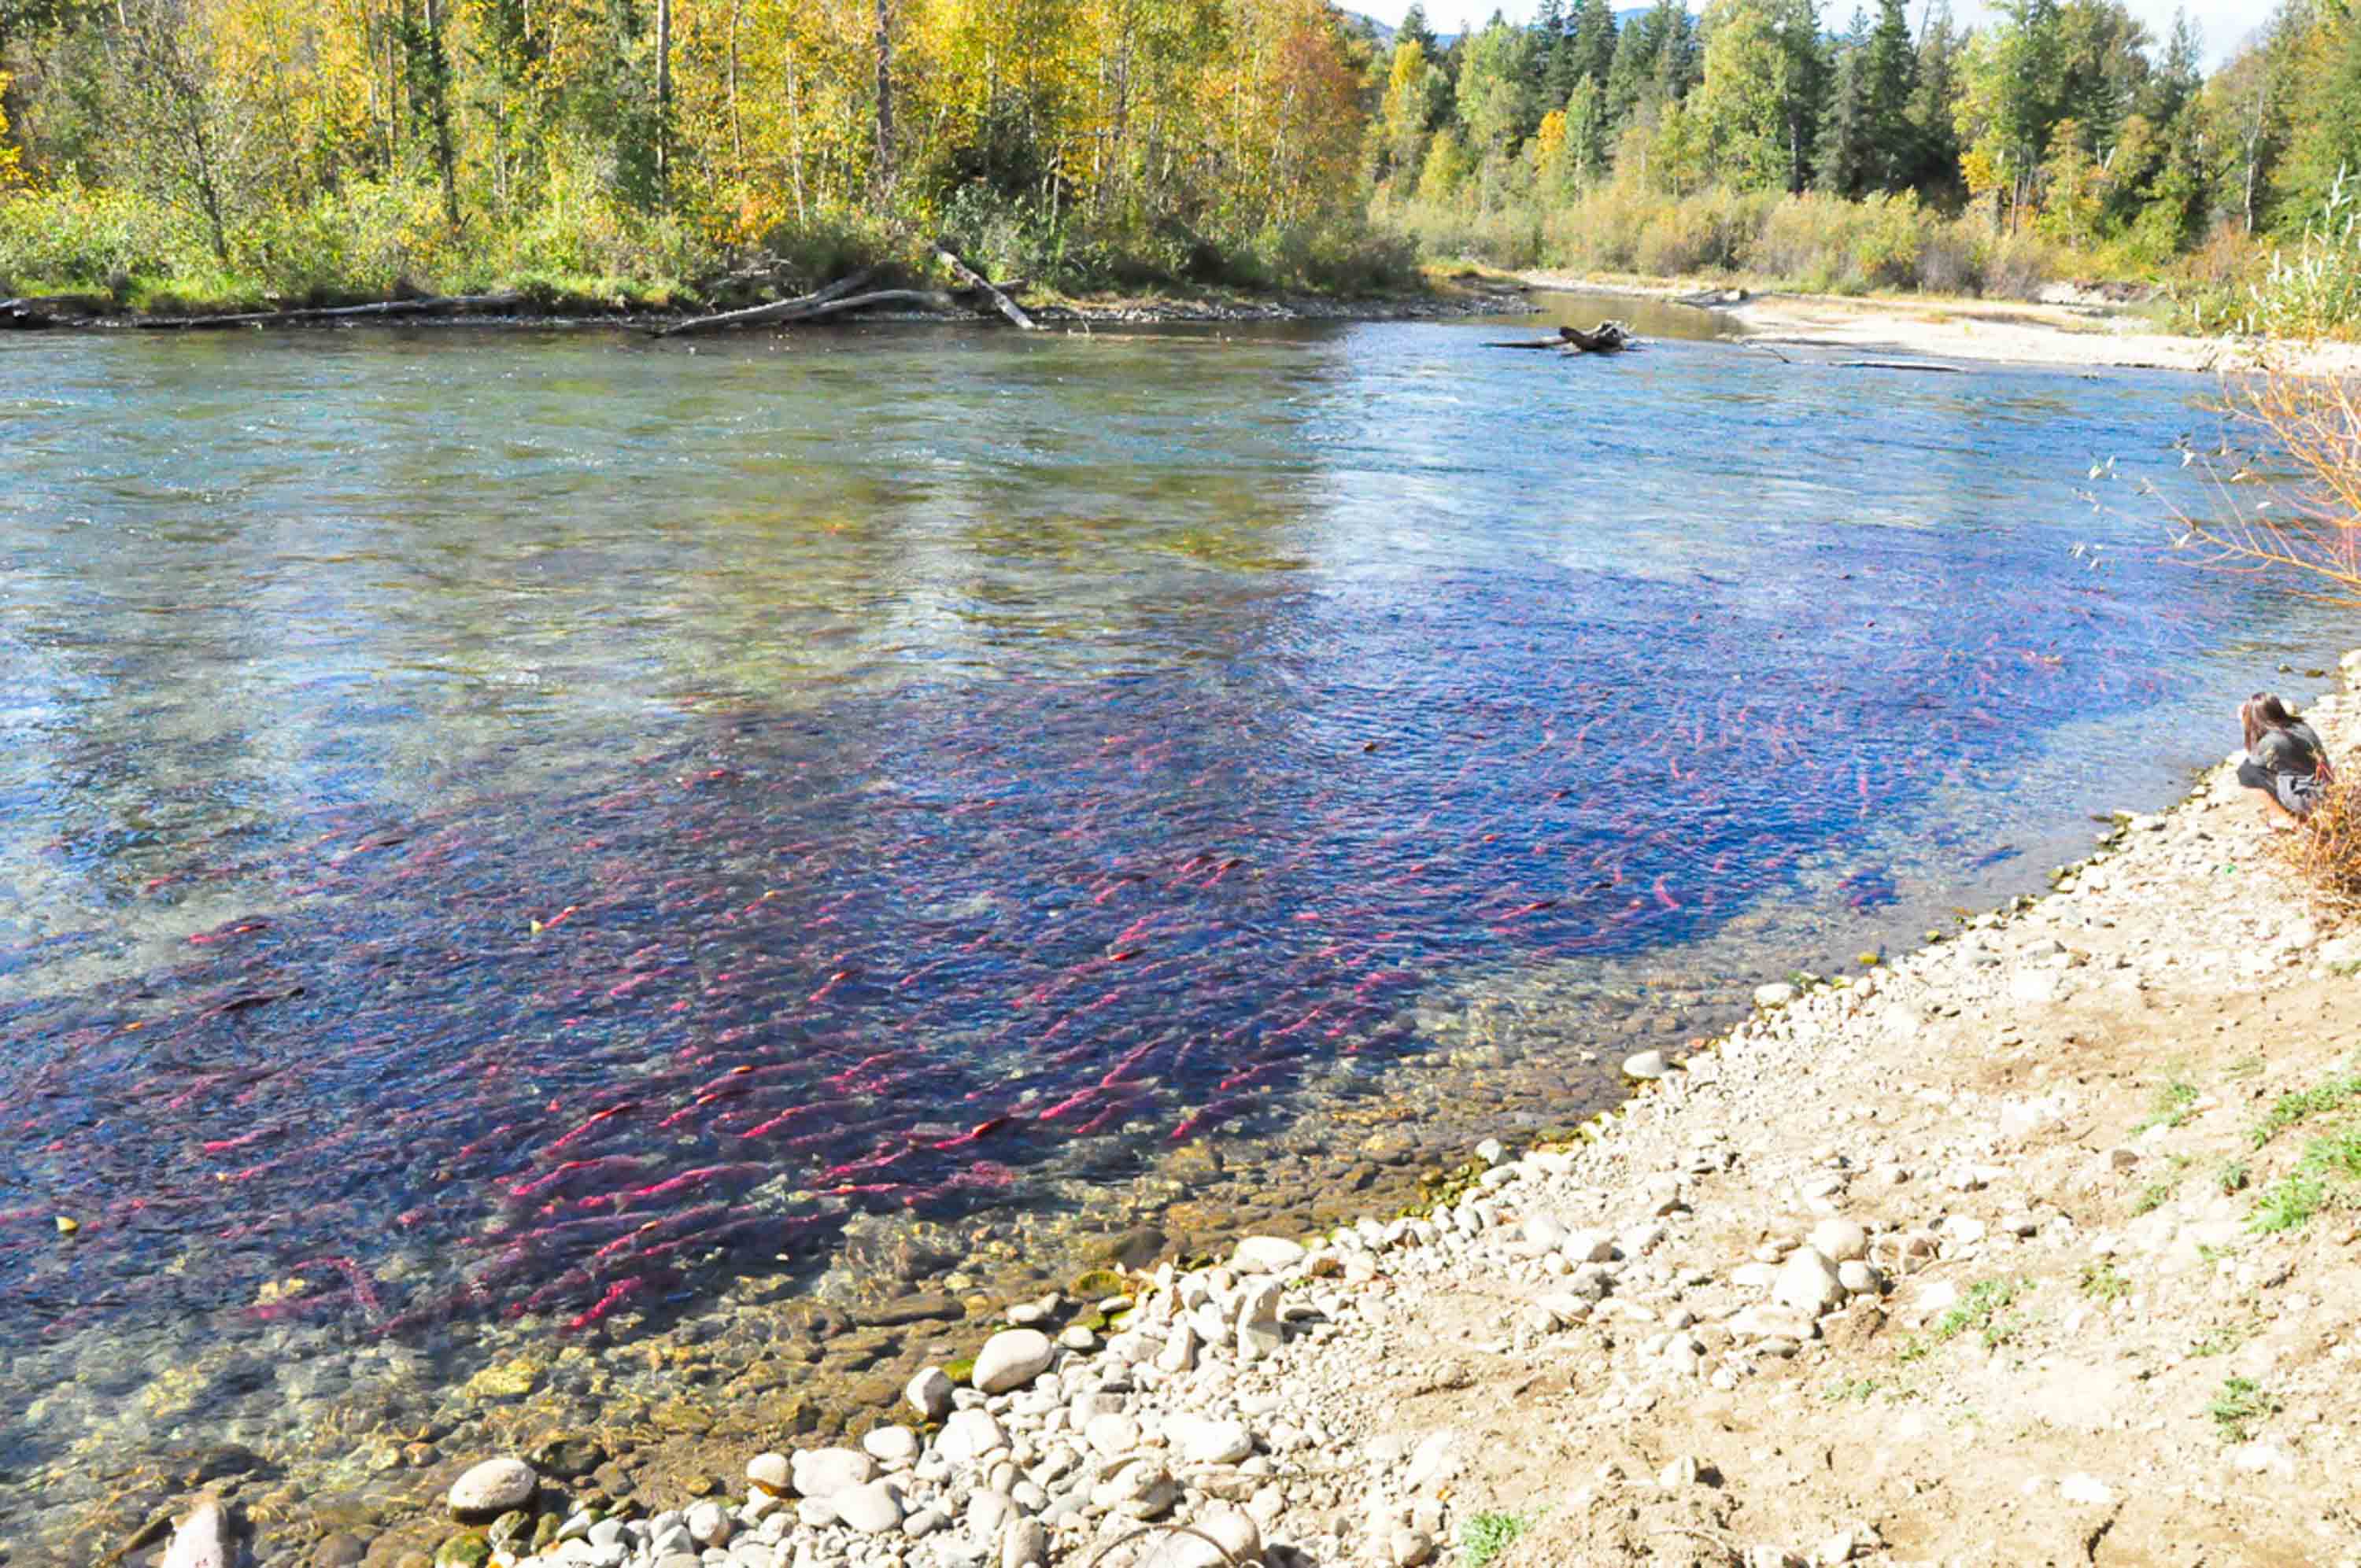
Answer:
0, 308, 2343, 1557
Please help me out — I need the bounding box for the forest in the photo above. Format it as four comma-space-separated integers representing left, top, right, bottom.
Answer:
1377, 0, 2361, 332
0, 0, 2356, 328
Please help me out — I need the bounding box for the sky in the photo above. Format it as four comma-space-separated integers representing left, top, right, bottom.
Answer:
1358, 0, 2260, 70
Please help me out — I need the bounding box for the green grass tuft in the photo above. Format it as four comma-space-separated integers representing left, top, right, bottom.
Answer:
2206, 1377, 2280, 1442
1461, 1510, 1532, 1568
2078, 1263, 2130, 1303
2249, 1067, 2361, 1149
2134, 1080, 2200, 1134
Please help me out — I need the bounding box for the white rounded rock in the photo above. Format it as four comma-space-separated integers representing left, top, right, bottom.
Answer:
684, 1500, 731, 1548
971, 1328, 1056, 1394
1139, 1506, 1262, 1567
1772, 1247, 1845, 1315
1232, 1236, 1306, 1274
1002, 1518, 1050, 1568
1084, 1411, 1142, 1456
906, 1367, 955, 1422
863, 1424, 922, 1463
1622, 1050, 1673, 1080
834, 1478, 904, 1533
746, 1452, 791, 1496
1809, 1218, 1869, 1262
1169, 1414, 1255, 1464
448, 1456, 538, 1521
790, 1447, 878, 1500
937, 1408, 1007, 1466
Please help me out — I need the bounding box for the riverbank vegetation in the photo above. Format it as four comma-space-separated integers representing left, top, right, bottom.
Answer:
3, 0, 2359, 328
1373, 0, 2361, 334
0, 0, 1411, 313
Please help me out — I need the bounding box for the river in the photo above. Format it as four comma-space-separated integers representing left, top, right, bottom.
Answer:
0, 301, 2341, 1559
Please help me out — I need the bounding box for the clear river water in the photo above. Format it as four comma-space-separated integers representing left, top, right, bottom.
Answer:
0, 298, 2345, 1559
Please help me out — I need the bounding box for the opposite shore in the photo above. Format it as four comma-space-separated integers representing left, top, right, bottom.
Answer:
143, 655, 2361, 1568
1522, 268, 2361, 378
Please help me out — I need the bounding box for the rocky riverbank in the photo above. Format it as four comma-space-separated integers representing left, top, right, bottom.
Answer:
141, 660, 2361, 1568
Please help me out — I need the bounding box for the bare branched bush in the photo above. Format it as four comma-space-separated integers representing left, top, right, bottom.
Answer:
2278, 780, 2361, 921
2174, 368, 2361, 603
2177, 366, 2361, 914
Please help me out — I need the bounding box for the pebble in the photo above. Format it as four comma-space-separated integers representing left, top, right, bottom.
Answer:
1623, 1050, 1674, 1079
971, 1329, 1056, 1394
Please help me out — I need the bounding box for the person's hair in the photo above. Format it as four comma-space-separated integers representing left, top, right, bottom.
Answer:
2245, 692, 2301, 751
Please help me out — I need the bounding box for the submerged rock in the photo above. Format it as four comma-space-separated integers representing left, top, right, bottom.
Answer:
161, 1499, 233, 1568
446, 1457, 537, 1522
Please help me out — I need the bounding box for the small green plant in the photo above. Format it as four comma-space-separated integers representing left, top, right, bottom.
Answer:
2249, 1170, 2329, 1233
1897, 1277, 2035, 1360
1461, 1510, 1532, 1568
2079, 1263, 2130, 1303
2133, 1155, 2193, 1215
2135, 1080, 2200, 1134
2206, 1377, 2280, 1442
2249, 1066, 2361, 1149
2191, 1320, 2259, 1357
1822, 1377, 1882, 1403
2219, 1160, 2250, 1195
2227, 1053, 2267, 1080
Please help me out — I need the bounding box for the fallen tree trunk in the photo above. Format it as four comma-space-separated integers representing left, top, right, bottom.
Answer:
652, 268, 878, 338
1481, 338, 1568, 349
936, 246, 1036, 330
1560, 320, 1636, 352
0, 299, 55, 330
135, 293, 526, 331
1835, 359, 1964, 374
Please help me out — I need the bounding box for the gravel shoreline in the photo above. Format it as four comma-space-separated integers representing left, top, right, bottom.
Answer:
139, 655, 2361, 1568
1520, 269, 2361, 376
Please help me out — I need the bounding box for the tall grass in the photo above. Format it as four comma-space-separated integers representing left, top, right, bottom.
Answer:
1377, 183, 2071, 300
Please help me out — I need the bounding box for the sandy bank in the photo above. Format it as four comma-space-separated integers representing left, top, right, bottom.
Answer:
1524, 269, 2361, 377
247, 653, 2361, 1568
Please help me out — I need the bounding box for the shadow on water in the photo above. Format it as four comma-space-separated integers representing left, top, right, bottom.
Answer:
0, 320, 2347, 1555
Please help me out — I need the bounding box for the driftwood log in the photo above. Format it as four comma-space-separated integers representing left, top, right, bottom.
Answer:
135, 293, 527, 331
0, 298, 55, 330
1835, 358, 1965, 373
652, 268, 881, 337
936, 246, 1037, 330
1483, 320, 1639, 354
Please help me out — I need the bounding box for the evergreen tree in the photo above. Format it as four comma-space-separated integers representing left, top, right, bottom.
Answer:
1816, 10, 1873, 197
1860, 0, 1919, 189
1908, 0, 1967, 192
1567, 0, 1619, 95
1608, 0, 1694, 124
1398, 3, 1439, 57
